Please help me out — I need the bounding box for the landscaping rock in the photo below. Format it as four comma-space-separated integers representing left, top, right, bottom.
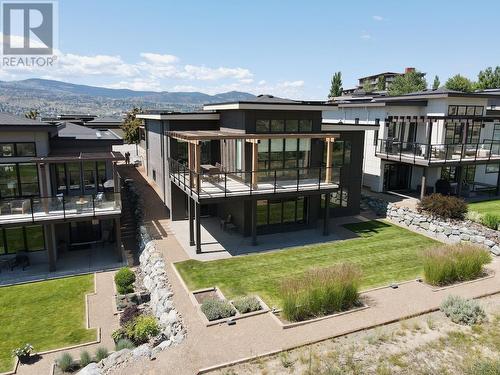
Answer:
385, 202, 500, 256
78, 363, 102, 375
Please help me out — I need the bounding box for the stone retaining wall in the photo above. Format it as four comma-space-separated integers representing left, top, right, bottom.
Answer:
386, 203, 500, 256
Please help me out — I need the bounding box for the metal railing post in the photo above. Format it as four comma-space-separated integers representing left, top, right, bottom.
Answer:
62, 196, 66, 219
224, 171, 227, 198
92, 195, 95, 217
274, 170, 277, 193
318, 166, 322, 190
296, 169, 300, 192
249, 171, 252, 196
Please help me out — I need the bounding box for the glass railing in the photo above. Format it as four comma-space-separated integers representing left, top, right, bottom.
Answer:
168, 158, 339, 198
375, 139, 500, 163
0, 192, 121, 224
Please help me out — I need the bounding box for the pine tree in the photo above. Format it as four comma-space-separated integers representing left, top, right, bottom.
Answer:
328, 72, 343, 98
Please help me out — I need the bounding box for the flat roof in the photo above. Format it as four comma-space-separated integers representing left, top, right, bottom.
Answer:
0, 112, 56, 129
167, 130, 340, 141
56, 122, 122, 140
34, 151, 125, 162
137, 112, 220, 120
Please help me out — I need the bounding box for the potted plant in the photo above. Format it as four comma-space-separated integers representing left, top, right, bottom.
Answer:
12, 344, 34, 364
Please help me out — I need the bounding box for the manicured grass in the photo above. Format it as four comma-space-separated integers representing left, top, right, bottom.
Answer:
0, 275, 97, 373
468, 199, 500, 216
176, 220, 439, 308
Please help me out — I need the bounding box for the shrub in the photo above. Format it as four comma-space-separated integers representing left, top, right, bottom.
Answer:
440, 295, 486, 325
232, 296, 261, 314
481, 213, 500, 230
422, 244, 491, 286
79, 350, 92, 367
466, 358, 500, 375
120, 305, 141, 326
57, 352, 74, 372
114, 267, 136, 294
111, 327, 127, 343
115, 338, 135, 351
95, 347, 109, 362
280, 263, 361, 322
130, 315, 160, 344
466, 210, 483, 223
417, 193, 467, 220
11, 343, 33, 359
200, 298, 236, 321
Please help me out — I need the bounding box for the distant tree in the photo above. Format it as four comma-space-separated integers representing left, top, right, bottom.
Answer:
432, 75, 440, 90
476, 66, 500, 90
388, 70, 427, 96
121, 107, 143, 153
25, 109, 39, 120
328, 72, 343, 98
376, 75, 386, 91
445, 74, 474, 93
362, 81, 373, 93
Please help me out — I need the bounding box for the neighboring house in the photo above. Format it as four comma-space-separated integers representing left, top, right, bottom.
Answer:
342, 68, 423, 95
324, 88, 500, 198
0, 113, 124, 271
137, 95, 376, 252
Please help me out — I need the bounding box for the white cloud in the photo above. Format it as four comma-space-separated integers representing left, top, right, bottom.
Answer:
281, 80, 304, 88
372, 15, 383, 21
360, 32, 372, 40
106, 78, 162, 91
178, 65, 253, 81
140, 52, 179, 65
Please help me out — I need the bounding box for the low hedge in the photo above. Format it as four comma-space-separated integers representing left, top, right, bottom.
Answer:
201, 298, 236, 321
440, 295, 486, 325
232, 296, 261, 314
280, 263, 361, 322
422, 243, 491, 286
114, 267, 136, 295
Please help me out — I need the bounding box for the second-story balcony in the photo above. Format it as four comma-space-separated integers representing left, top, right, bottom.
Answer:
169, 158, 338, 200
375, 139, 500, 166
0, 193, 121, 225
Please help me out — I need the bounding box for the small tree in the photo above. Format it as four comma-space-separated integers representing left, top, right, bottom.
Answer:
25, 110, 39, 120
432, 75, 440, 90
388, 70, 427, 96
328, 71, 343, 98
476, 66, 500, 90
445, 74, 474, 93
376, 75, 386, 91
121, 107, 142, 153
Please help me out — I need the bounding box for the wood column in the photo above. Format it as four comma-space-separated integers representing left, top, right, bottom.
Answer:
188, 197, 195, 246
38, 163, 50, 213
426, 120, 433, 159
113, 162, 120, 193
188, 142, 194, 188
325, 138, 333, 183
251, 140, 258, 188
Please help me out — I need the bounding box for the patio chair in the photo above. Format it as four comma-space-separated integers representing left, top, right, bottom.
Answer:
9, 253, 30, 271
220, 214, 237, 232
10, 199, 30, 214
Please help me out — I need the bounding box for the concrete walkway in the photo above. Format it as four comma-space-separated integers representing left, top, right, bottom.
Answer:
111, 167, 500, 375
15, 271, 119, 375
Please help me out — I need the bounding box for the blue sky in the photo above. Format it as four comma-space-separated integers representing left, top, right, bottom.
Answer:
2, 0, 500, 99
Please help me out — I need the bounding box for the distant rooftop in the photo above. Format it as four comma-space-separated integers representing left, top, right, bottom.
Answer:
0, 112, 54, 127
56, 122, 122, 140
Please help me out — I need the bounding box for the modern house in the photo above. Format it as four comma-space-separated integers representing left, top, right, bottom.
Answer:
0, 114, 124, 272
138, 95, 375, 252
324, 88, 500, 198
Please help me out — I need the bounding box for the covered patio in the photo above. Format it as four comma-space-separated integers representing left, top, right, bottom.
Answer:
0, 244, 124, 286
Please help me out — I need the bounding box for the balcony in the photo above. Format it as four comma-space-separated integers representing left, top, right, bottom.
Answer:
375, 139, 500, 165
0, 193, 121, 225
168, 159, 338, 201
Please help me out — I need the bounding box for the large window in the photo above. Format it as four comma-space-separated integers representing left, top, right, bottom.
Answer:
0, 142, 36, 157
0, 225, 44, 254
441, 166, 476, 182
445, 122, 463, 144
256, 197, 306, 227
0, 163, 39, 198
54, 161, 108, 195
256, 119, 313, 133
448, 105, 483, 117
257, 138, 311, 178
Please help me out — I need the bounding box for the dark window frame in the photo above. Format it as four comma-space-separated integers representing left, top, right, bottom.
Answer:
0, 142, 36, 157
255, 119, 314, 134
256, 197, 307, 228
0, 162, 40, 198
1, 225, 45, 254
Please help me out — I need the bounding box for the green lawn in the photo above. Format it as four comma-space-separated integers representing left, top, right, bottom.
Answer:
176, 220, 439, 308
468, 199, 500, 216
0, 275, 97, 372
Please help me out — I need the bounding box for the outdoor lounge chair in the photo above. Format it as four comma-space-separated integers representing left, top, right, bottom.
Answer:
9, 253, 30, 271
10, 199, 30, 214
220, 214, 237, 232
